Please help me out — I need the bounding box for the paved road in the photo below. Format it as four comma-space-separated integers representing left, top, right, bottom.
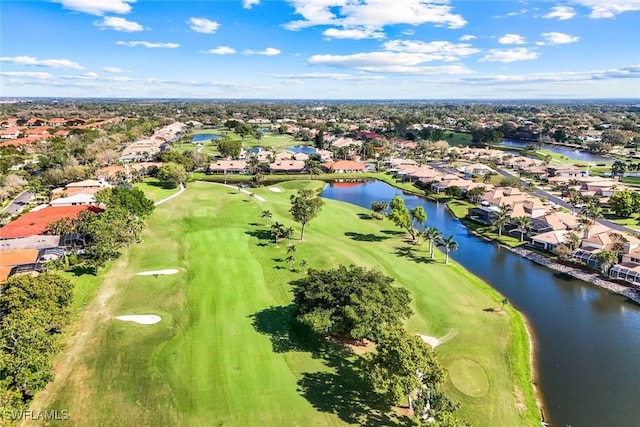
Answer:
495, 167, 636, 234
1, 191, 33, 215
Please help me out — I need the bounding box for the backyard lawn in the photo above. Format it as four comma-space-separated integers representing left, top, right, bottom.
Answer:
30, 181, 539, 427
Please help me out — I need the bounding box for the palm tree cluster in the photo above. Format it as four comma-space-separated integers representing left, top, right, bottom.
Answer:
422, 226, 458, 264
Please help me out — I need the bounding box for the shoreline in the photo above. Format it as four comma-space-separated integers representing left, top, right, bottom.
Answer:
509, 246, 640, 305
521, 311, 548, 426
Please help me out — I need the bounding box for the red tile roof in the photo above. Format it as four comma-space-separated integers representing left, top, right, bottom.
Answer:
0, 205, 103, 239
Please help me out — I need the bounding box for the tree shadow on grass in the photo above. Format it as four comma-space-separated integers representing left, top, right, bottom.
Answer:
298, 342, 413, 427
394, 246, 432, 264
249, 305, 414, 427
380, 230, 405, 236
357, 213, 375, 220
146, 180, 175, 190
344, 232, 389, 242
244, 229, 272, 241
69, 265, 95, 276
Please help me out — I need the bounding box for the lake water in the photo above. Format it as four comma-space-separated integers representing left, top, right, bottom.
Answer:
321, 180, 640, 427
500, 140, 613, 163
285, 146, 317, 155
192, 133, 221, 142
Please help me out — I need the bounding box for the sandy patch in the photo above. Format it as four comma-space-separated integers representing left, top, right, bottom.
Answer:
269, 187, 283, 193
417, 329, 457, 348
116, 315, 161, 325
136, 269, 179, 276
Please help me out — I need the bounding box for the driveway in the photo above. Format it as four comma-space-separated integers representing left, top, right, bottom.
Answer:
1, 191, 34, 215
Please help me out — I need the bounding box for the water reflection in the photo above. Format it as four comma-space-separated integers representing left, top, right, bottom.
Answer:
321, 180, 640, 427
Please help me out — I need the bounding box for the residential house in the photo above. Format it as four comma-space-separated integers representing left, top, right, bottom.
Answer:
322, 160, 366, 173
269, 161, 306, 174
0, 205, 103, 240
0, 128, 20, 139
209, 160, 248, 174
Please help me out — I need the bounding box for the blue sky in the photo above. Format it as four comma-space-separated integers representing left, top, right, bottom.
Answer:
1, 0, 639, 99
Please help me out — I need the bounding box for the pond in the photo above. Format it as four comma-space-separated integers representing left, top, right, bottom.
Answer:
285, 146, 317, 155
321, 180, 640, 427
192, 133, 221, 143
499, 140, 613, 163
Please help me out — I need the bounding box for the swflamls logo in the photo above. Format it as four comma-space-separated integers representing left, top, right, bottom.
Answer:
3, 410, 70, 421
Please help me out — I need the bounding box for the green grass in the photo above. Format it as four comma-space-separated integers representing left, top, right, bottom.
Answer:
603, 212, 640, 231
620, 176, 640, 187
446, 199, 526, 248
444, 131, 473, 147
38, 181, 539, 427
133, 178, 180, 202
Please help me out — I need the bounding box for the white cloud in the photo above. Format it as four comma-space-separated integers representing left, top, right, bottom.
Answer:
272, 72, 385, 81
457, 65, 640, 85
574, 0, 640, 18
116, 41, 179, 48
543, 6, 576, 20
498, 33, 526, 45
538, 32, 580, 45
103, 66, 125, 73
323, 27, 385, 39
243, 0, 260, 9
493, 9, 528, 18
284, 0, 467, 32
308, 51, 473, 74
383, 40, 480, 61
459, 34, 476, 41
479, 48, 539, 63
54, 0, 136, 16
402, 29, 415, 35
244, 47, 281, 56
0, 71, 54, 80
189, 17, 220, 34
0, 55, 84, 69
203, 46, 236, 55
95, 16, 144, 32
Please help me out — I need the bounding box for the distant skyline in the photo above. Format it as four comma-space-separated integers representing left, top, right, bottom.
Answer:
1, 0, 639, 99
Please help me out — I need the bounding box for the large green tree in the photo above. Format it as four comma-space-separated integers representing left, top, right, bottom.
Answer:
289, 189, 324, 241
609, 191, 635, 217
369, 327, 457, 420
217, 136, 242, 158
292, 265, 412, 341
388, 196, 425, 242
157, 162, 187, 188
95, 187, 154, 217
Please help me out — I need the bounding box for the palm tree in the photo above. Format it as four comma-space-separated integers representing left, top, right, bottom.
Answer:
370, 201, 388, 219
610, 232, 629, 256
577, 215, 593, 239
287, 244, 297, 256
283, 226, 294, 244
299, 259, 308, 270
482, 173, 492, 184
285, 255, 295, 271
513, 216, 532, 242
493, 204, 512, 236
564, 231, 581, 251
422, 226, 442, 259
270, 222, 284, 246
439, 234, 458, 264
261, 210, 272, 224
595, 249, 618, 276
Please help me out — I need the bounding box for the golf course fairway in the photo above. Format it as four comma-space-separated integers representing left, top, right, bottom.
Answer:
29, 181, 539, 426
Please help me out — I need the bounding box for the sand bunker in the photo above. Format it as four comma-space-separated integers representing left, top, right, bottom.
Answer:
136, 269, 179, 276
116, 315, 161, 325
269, 187, 283, 192
418, 329, 457, 348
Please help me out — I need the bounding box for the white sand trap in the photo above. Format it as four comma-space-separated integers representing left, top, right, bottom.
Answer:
269, 187, 283, 192
136, 269, 179, 276
116, 315, 161, 325
418, 329, 457, 348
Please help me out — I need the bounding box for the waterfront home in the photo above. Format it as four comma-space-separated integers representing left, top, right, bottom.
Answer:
209, 160, 248, 174
530, 230, 569, 251
547, 165, 583, 178
322, 160, 366, 173
610, 248, 640, 284
269, 161, 306, 174
458, 163, 495, 177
